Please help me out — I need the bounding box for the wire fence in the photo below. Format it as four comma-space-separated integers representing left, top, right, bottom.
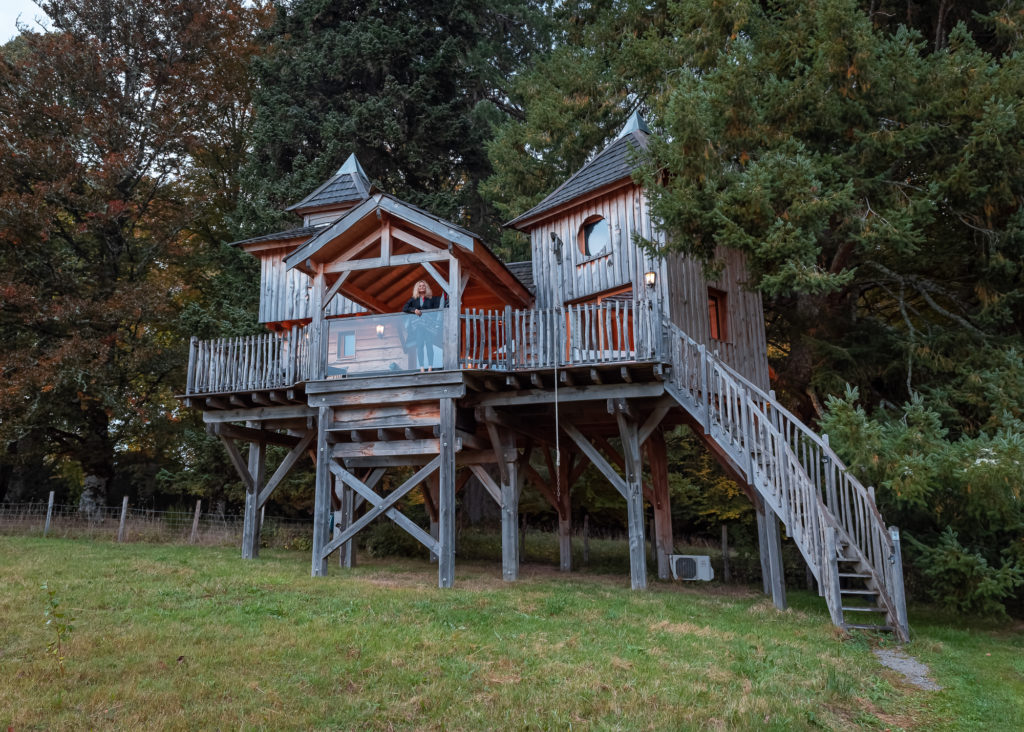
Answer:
0, 499, 313, 549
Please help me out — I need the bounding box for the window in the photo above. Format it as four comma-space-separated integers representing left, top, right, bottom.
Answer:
578, 216, 610, 257
336, 331, 356, 360
708, 288, 727, 341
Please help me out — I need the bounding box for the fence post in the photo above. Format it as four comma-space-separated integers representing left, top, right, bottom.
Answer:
503, 305, 513, 371
117, 496, 129, 543
43, 491, 55, 537
190, 499, 202, 544
186, 336, 198, 394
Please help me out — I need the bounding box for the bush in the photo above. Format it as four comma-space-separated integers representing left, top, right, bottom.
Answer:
907, 527, 1024, 618
362, 521, 425, 558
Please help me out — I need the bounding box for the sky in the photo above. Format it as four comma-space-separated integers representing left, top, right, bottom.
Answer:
1, 0, 48, 43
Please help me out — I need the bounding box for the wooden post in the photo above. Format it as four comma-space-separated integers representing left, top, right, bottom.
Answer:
437, 397, 456, 587
889, 526, 910, 642
646, 429, 673, 580
117, 496, 129, 543
756, 505, 771, 595
823, 526, 845, 628
616, 407, 648, 590
338, 475, 357, 568
426, 474, 440, 563
242, 425, 266, 560
310, 266, 327, 381
556, 447, 571, 573
501, 457, 521, 581
190, 500, 201, 544
444, 257, 461, 371
764, 506, 787, 610
186, 336, 198, 394
43, 491, 54, 537
312, 406, 332, 577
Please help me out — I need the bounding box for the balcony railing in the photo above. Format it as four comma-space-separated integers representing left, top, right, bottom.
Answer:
184, 302, 661, 396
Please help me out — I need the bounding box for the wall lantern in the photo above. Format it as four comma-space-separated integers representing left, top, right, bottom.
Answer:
376, 324, 385, 338
644, 270, 657, 288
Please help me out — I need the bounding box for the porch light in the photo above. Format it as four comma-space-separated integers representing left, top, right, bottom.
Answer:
644, 270, 657, 288
376, 324, 385, 338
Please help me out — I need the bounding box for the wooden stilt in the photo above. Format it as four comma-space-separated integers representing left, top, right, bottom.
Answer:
437, 397, 456, 587
764, 505, 787, 610
756, 504, 771, 595
501, 457, 520, 581
557, 447, 571, 572
646, 428, 673, 580
426, 475, 440, 563
616, 406, 648, 590
312, 406, 331, 577
242, 424, 266, 560
336, 472, 357, 568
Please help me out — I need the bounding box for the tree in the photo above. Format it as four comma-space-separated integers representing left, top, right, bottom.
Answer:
237, 0, 552, 249
0, 0, 271, 508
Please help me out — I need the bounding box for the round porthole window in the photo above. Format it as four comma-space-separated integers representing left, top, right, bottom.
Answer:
579, 216, 610, 257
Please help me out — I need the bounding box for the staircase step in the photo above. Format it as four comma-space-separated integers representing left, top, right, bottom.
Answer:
838, 572, 871, 579
842, 606, 886, 613
840, 589, 878, 596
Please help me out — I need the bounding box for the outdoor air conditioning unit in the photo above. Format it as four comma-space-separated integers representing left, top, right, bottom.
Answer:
670, 554, 714, 581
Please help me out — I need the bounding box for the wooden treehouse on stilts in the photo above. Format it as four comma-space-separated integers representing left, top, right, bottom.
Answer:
181, 116, 909, 640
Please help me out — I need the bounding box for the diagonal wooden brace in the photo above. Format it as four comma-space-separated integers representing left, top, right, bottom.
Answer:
218, 435, 254, 492
560, 422, 627, 500
258, 431, 315, 509
322, 459, 440, 557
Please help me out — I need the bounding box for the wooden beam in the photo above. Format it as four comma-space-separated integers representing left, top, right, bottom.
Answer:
324, 459, 440, 556
207, 422, 301, 448
646, 429, 673, 581
468, 464, 502, 506
257, 431, 315, 509
217, 435, 254, 492
464, 382, 664, 408
615, 407, 648, 590
560, 423, 627, 500
324, 250, 449, 274
312, 406, 332, 577
203, 405, 316, 424
438, 398, 456, 587
332, 438, 444, 458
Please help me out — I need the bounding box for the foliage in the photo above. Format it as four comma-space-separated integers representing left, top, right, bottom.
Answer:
41, 582, 74, 678
0, 1, 271, 506
906, 527, 1024, 618
822, 386, 1024, 614
237, 0, 552, 252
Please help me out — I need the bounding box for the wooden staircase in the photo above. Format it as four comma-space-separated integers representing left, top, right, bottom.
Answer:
661, 319, 909, 640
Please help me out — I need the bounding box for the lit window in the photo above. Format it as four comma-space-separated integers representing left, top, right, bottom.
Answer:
579, 216, 610, 257
708, 289, 727, 341
336, 331, 356, 359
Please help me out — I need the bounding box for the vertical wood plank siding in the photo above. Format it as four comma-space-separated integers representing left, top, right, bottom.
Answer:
259, 249, 366, 324
527, 184, 768, 389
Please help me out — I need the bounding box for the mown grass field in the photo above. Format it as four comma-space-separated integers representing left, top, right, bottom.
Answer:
1, 536, 1021, 730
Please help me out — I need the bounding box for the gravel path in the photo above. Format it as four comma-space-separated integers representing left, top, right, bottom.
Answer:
873, 648, 942, 691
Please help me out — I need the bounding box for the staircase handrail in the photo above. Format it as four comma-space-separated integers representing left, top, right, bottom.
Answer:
661, 318, 904, 635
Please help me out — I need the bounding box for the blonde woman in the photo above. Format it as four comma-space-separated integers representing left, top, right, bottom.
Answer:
402, 280, 445, 369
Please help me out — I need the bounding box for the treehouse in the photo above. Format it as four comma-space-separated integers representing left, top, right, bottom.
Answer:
182, 114, 908, 639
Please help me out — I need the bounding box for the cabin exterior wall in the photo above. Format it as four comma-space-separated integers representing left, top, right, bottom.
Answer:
528, 182, 769, 389
529, 185, 667, 309
258, 248, 366, 325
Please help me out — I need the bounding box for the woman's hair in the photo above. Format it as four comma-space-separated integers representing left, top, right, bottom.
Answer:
410, 280, 433, 299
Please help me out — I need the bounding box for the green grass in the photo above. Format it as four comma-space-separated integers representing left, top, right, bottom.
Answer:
1, 536, 1020, 730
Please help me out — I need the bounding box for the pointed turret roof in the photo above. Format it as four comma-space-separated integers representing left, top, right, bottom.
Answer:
506, 113, 652, 230
286, 153, 372, 214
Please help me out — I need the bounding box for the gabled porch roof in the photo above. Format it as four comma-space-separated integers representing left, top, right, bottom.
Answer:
283, 192, 533, 313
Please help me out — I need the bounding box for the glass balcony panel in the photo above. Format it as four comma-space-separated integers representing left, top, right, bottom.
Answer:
326, 311, 446, 378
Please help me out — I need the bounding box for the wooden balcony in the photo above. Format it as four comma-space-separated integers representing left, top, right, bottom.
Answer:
185, 301, 662, 396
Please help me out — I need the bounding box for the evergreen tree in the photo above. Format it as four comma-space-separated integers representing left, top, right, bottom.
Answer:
238, 0, 551, 248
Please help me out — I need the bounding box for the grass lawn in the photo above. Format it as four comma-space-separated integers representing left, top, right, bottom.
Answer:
1, 536, 1020, 730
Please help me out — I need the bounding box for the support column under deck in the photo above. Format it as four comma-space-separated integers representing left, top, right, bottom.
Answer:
762, 504, 787, 610
646, 429, 673, 580
312, 406, 331, 577
437, 397, 456, 588
241, 424, 266, 560
616, 409, 648, 590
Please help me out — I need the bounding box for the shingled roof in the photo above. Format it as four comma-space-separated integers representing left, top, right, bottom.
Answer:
506, 113, 652, 230
286, 153, 372, 213
229, 224, 326, 248
504, 261, 535, 294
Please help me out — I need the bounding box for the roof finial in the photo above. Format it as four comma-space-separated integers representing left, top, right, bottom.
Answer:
617, 110, 651, 139
336, 153, 368, 179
